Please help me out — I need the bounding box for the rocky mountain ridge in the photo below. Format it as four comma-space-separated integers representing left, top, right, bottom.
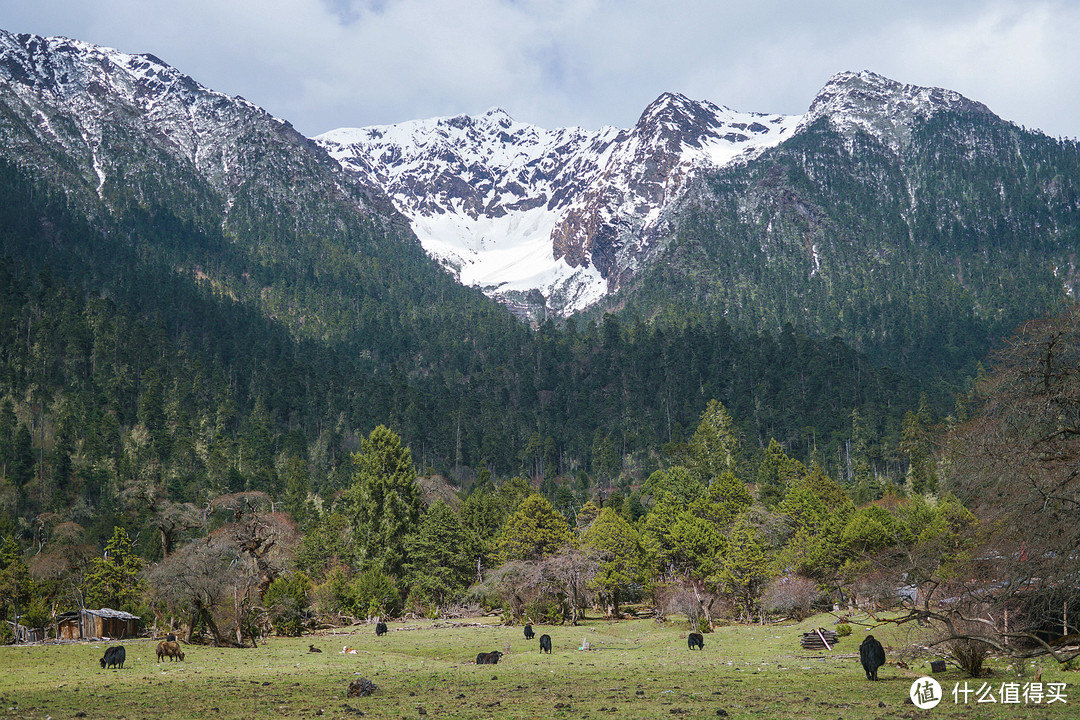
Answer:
0, 29, 398, 232
317, 92, 801, 317
316, 70, 1012, 319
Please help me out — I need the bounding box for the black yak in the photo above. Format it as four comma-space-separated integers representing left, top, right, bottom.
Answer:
100, 646, 125, 669
476, 650, 503, 664
539, 634, 552, 654
524, 623, 535, 640
688, 632, 704, 650
375, 622, 388, 636
860, 635, 886, 681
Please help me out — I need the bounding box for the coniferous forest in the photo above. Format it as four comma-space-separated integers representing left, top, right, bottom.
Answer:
1, 56, 1078, 661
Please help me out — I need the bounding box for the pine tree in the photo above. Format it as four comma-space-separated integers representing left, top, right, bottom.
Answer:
580, 507, 645, 618
716, 517, 774, 622
403, 500, 473, 606
496, 494, 573, 562
343, 425, 421, 579
84, 527, 146, 612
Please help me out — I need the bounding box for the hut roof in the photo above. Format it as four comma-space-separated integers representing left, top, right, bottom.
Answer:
83, 608, 140, 620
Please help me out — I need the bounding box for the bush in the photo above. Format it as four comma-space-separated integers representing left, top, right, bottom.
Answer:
836, 623, 852, 637
347, 569, 401, 619
937, 616, 993, 677
264, 572, 312, 636
948, 637, 988, 677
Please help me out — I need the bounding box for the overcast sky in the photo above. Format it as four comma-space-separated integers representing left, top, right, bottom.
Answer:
3, 1, 1079, 139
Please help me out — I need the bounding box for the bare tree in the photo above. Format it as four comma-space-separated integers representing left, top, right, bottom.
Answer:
209, 492, 298, 595
148, 536, 241, 645
875, 308, 1080, 664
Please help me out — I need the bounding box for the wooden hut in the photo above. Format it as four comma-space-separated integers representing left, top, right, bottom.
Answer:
55, 611, 82, 640
55, 608, 140, 640
7, 622, 46, 643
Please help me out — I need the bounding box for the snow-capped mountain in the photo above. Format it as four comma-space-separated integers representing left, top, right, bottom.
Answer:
317, 94, 799, 318
802, 70, 995, 151
0, 30, 394, 226
316, 71, 998, 319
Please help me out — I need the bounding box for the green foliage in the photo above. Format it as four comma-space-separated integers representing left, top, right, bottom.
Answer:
345, 568, 402, 619
716, 516, 775, 620
643, 466, 703, 506
0, 537, 32, 623
580, 507, 647, 616
841, 505, 909, 555
754, 439, 806, 508
263, 572, 312, 636
836, 623, 852, 637
343, 426, 421, 578
402, 500, 475, 607
496, 494, 574, 562
779, 465, 854, 534
686, 400, 741, 483
691, 470, 753, 531
84, 527, 146, 613
641, 500, 726, 580
295, 513, 353, 576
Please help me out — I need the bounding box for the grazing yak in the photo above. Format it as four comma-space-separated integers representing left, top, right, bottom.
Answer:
539, 634, 552, 654
688, 632, 704, 650
100, 645, 125, 669
375, 622, 388, 636
523, 624, 535, 640
156, 640, 185, 662
476, 650, 503, 665
860, 635, 886, 681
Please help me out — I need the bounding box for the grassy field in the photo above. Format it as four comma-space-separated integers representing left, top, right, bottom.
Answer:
0, 613, 1074, 719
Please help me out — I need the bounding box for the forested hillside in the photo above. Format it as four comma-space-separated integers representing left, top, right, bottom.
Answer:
3, 32, 1076, 656
0, 154, 936, 542
596, 111, 1080, 381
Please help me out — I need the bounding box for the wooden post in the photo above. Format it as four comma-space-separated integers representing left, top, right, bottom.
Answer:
815, 627, 832, 651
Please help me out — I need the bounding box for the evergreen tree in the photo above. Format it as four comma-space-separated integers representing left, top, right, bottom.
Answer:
0, 536, 32, 632
754, 439, 805, 508
716, 516, 774, 622
403, 500, 473, 607
687, 400, 741, 484
496, 494, 573, 562
580, 507, 646, 617
84, 527, 146, 612
343, 425, 421, 580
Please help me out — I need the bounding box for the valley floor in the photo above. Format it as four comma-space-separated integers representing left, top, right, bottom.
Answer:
0, 613, 1073, 719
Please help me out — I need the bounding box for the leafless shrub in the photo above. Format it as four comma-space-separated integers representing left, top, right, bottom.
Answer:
761, 575, 820, 620
931, 614, 996, 677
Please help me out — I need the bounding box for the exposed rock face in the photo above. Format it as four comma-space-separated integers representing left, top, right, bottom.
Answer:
0, 29, 396, 227
317, 72, 994, 319
317, 93, 798, 318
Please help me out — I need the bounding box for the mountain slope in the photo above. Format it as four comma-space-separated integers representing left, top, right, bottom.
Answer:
316, 95, 799, 318
321, 69, 1080, 376
0, 29, 515, 357
601, 73, 1080, 375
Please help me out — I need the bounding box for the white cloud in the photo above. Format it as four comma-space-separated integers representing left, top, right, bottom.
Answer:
2, 0, 1078, 138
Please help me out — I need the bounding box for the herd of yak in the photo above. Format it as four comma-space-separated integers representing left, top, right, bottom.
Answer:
98, 625, 888, 682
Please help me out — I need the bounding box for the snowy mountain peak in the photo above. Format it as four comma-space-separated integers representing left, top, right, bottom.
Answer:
317, 94, 801, 319
0, 28, 359, 225
802, 70, 995, 150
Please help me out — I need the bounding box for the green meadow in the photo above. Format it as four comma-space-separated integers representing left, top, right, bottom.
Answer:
0, 614, 1074, 719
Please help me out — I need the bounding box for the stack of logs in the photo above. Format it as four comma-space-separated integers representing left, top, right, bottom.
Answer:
799, 628, 839, 650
